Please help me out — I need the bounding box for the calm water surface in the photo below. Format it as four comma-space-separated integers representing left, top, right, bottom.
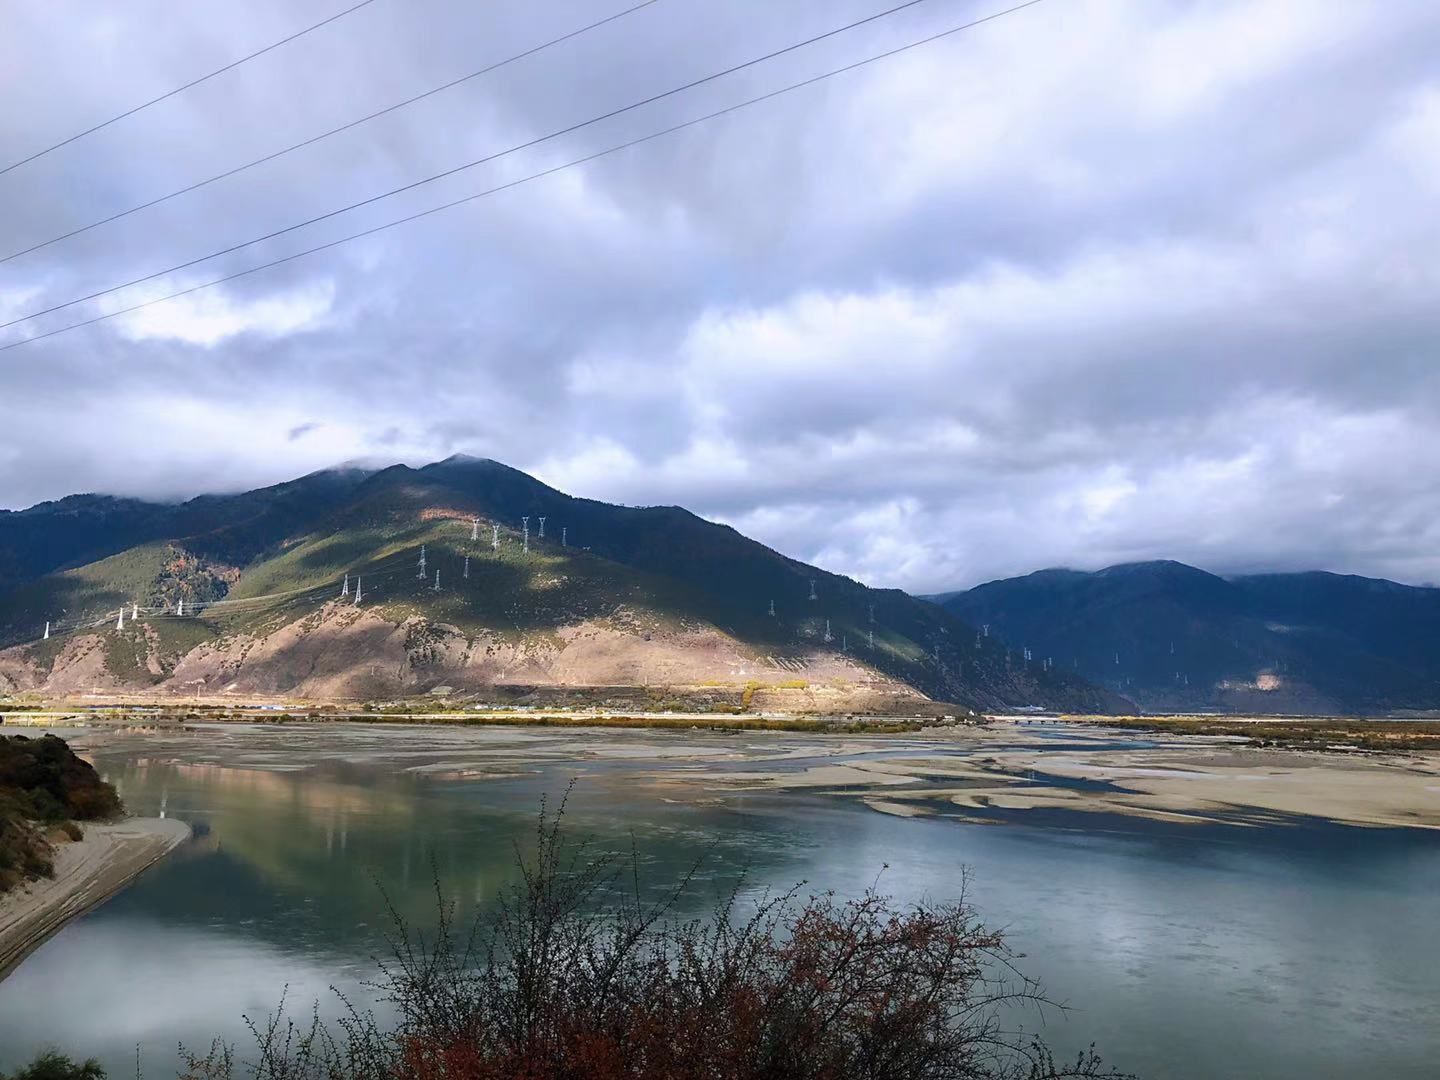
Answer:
0, 723, 1436, 1078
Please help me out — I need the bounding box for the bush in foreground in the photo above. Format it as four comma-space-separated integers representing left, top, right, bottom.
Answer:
0, 1051, 105, 1080
180, 797, 1132, 1080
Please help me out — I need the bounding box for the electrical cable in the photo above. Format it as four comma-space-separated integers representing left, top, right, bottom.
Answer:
0, 0, 1046, 353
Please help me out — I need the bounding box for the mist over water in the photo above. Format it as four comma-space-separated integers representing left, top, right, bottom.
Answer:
0, 724, 1435, 1079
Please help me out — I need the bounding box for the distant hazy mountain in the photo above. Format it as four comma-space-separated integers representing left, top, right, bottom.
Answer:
933, 561, 1440, 714
0, 458, 1120, 713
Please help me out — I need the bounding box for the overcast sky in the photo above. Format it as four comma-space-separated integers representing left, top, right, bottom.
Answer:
1, 0, 1437, 592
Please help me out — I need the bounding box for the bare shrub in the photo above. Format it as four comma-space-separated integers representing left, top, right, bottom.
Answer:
182, 793, 1131, 1080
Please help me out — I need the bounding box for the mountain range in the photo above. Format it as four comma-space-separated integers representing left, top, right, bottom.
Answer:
934, 560, 1440, 715
0, 457, 1117, 714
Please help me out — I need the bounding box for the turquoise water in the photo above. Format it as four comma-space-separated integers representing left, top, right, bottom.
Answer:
0, 724, 1436, 1078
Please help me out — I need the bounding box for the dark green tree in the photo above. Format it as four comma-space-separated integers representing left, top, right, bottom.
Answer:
1, 1051, 105, 1080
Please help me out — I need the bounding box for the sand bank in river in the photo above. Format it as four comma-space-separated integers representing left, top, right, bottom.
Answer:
0, 817, 190, 980
49, 717, 1440, 832
933, 746, 1440, 829
662, 732, 1440, 831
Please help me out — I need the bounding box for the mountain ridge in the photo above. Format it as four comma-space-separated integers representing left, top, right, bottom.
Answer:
935, 560, 1440, 714
0, 460, 1121, 714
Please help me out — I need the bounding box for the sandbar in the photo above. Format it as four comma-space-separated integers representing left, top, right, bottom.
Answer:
0, 816, 191, 981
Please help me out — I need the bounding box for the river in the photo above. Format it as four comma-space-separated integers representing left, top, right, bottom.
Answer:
0, 722, 1436, 1078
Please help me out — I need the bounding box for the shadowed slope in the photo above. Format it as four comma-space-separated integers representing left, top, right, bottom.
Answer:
937, 561, 1440, 713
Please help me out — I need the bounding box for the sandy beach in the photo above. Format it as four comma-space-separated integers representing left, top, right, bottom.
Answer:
0, 816, 191, 981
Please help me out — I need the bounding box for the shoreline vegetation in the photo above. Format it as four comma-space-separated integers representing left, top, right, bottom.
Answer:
270, 712, 938, 734
8, 697, 1440, 751
0, 734, 124, 893
9, 710, 940, 736
1058, 714, 1440, 752
4, 698, 955, 735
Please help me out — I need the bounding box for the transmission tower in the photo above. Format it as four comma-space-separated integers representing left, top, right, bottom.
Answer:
177, 599, 185, 617
43, 621, 49, 640
538, 516, 546, 539
768, 599, 776, 617
115, 607, 124, 632
492, 523, 500, 550
471, 518, 479, 542
809, 579, 817, 601
522, 517, 530, 554
417, 545, 427, 579
561, 526, 567, 547
131, 603, 138, 621
354, 576, 363, 604
824, 619, 833, 643
463, 555, 470, 580
341, 573, 349, 598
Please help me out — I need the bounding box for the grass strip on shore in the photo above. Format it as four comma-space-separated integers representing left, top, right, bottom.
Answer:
172, 711, 938, 735
1067, 715, 1440, 752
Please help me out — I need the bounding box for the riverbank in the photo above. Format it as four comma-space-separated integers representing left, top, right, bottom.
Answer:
0, 816, 190, 980
3, 703, 947, 734
1058, 713, 1440, 752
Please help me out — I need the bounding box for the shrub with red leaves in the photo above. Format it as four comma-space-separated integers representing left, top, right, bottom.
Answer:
182, 795, 1131, 1080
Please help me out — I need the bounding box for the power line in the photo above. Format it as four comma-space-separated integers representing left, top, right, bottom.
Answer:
8, 568, 346, 641
19, 550, 431, 640
0, 0, 664, 267
0, 0, 955, 334
0, 0, 383, 179
0, 0, 1048, 353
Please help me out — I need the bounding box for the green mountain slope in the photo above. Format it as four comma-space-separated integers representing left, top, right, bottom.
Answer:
0, 460, 1121, 713
935, 561, 1440, 714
